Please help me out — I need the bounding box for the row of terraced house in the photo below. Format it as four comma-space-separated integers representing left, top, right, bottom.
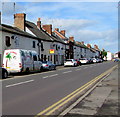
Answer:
0, 13, 102, 66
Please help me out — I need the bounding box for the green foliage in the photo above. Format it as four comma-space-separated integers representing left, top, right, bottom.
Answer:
101, 50, 107, 58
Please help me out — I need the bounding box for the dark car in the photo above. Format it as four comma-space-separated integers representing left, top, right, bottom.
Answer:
0, 67, 9, 79
41, 61, 56, 71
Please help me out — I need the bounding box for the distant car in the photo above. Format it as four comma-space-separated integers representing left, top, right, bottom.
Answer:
88, 58, 93, 64
93, 58, 98, 63
113, 58, 120, 62
0, 67, 9, 79
41, 61, 56, 70
64, 59, 77, 67
79, 58, 89, 64
75, 59, 81, 66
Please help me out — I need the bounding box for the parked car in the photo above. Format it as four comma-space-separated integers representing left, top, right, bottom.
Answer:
88, 58, 93, 64
75, 59, 81, 66
3, 49, 42, 73
113, 58, 120, 62
93, 58, 98, 63
79, 58, 89, 64
64, 59, 77, 67
41, 61, 56, 70
0, 67, 9, 79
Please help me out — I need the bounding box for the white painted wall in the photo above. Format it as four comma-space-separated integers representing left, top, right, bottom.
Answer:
107, 51, 113, 60
1, 31, 39, 64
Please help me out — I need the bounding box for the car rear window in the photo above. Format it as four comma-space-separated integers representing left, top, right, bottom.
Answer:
66, 60, 72, 62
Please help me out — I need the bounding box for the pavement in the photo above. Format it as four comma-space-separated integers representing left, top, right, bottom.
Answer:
63, 64, 119, 116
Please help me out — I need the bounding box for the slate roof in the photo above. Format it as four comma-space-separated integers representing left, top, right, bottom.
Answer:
25, 21, 53, 42
26, 21, 66, 44
0, 24, 40, 40
74, 41, 89, 49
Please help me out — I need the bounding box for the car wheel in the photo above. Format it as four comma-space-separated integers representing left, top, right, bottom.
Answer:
49, 66, 52, 71
54, 66, 56, 70
3, 71, 8, 79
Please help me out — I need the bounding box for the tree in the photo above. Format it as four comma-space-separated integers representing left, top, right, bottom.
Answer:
101, 49, 107, 60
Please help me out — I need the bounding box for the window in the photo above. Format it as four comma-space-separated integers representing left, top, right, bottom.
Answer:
33, 41, 36, 48
5, 36, 11, 47
41, 42, 44, 51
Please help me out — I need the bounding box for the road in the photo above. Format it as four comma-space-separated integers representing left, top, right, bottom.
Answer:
2, 61, 117, 115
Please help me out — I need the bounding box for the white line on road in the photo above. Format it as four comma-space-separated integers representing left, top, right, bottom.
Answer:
6, 79, 34, 88
43, 74, 58, 79
83, 67, 87, 69
49, 74, 58, 77
43, 76, 49, 79
58, 68, 71, 71
63, 71, 72, 74
75, 68, 81, 71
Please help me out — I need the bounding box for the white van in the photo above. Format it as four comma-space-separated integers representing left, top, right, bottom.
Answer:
3, 49, 42, 73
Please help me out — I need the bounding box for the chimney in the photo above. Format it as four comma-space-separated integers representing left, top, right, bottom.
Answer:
37, 18, 41, 29
60, 30, 65, 36
14, 13, 26, 31
81, 41, 84, 45
94, 45, 98, 50
55, 28, 59, 32
69, 36, 74, 42
42, 24, 52, 35
87, 44, 91, 48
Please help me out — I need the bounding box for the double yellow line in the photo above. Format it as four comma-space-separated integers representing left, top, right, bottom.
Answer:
35, 65, 117, 116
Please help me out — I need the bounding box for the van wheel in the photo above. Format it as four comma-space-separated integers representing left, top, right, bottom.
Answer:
26, 68, 30, 74
3, 71, 8, 79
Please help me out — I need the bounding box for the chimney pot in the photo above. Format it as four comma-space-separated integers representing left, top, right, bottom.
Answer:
38, 18, 41, 21
69, 36, 74, 42
60, 30, 65, 36
37, 18, 41, 29
55, 28, 59, 32
81, 41, 84, 45
87, 44, 91, 48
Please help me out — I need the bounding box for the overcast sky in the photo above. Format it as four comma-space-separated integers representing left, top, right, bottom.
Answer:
1, 0, 119, 53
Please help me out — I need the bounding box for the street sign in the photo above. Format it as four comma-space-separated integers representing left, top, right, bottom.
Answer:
50, 49, 55, 54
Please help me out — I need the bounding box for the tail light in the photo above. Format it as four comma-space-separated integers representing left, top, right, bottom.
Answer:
45, 64, 48, 67
19, 63, 22, 68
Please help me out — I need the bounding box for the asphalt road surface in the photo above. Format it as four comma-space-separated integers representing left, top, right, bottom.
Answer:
2, 61, 117, 115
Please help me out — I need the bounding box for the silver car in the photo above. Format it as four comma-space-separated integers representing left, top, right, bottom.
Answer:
41, 61, 56, 71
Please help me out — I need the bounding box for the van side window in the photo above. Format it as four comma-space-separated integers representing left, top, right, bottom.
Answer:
33, 55, 37, 61
5, 36, 11, 47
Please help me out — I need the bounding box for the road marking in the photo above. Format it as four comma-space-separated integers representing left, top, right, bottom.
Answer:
43, 76, 49, 79
63, 71, 72, 74
43, 74, 58, 79
35, 65, 117, 116
75, 68, 81, 71
49, 74, 58, 77
6, 79, 34, 88
83, 67, 87, 69
58, 68, 71, 71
